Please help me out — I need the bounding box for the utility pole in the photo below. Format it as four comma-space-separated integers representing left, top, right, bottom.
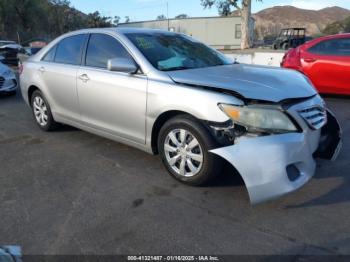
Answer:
17, 32, 21, 45
167, 1, 170, 31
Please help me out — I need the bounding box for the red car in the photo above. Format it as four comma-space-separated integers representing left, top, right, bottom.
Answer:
281, 33, 350, 95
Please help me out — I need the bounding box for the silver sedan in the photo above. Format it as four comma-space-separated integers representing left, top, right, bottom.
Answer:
20, 28, 342, 204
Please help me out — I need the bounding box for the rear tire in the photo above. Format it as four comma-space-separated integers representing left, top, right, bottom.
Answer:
158, 115, 223, 186
31, 90, 59, 131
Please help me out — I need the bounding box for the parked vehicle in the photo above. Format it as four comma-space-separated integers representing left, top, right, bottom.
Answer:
0, 40, 16, 47
282, 33, 350, 95
18, 47, 43, 63
273, 28, 306, 50
0, 41, 21, 66
263, 35, 276, 47
0, 62, 17, 95
20, 28, 341, 204
24, 47, 42, 56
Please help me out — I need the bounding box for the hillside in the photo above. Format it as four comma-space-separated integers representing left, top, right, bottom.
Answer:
323, 15, 350, 34
254, 6, 350, 39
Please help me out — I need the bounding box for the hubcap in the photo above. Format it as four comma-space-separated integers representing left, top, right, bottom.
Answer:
33, 96, 48, 126
164, 129, 203, 177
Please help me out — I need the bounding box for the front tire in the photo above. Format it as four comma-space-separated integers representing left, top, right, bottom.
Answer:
31, 90, 59, 131
158, 115, 223, 186
282, 43, 289, 50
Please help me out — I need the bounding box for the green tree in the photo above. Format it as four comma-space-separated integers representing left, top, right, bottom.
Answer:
0, 0, 48, 41
157, 14, 167, 20
112, 16, 121, 26
201, 0, 262, 49
175, 14, 189, 19
0, 0, 116, 42
86, 11, 112, 28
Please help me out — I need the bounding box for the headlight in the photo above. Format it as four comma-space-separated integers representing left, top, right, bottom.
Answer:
218, 104, 297, 133
3, 69, 13, 77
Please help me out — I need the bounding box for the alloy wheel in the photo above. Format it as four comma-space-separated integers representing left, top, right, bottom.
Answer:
33, 96, 48, 126
164, 128, 203, 177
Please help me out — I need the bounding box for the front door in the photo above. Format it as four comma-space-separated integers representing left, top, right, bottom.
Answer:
302, 37, 350, 94
77, 33, 147, 144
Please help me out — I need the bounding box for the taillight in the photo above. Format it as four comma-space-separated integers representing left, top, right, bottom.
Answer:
281, 48, 302, 71
281, 54, 287, 66
18, 62, 24, 75
295, 47, 302, 69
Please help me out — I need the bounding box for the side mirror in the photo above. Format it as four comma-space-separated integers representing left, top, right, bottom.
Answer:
107, 58, 138, 74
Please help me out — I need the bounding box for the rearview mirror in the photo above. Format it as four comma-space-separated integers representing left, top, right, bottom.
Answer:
107, 58, 138, 74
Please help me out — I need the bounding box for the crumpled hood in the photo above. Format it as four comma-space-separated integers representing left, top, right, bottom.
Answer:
167, 64, 317, 102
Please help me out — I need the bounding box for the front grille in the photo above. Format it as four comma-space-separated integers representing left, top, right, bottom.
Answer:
298, 105, 327, 130
0, 76, 4, 89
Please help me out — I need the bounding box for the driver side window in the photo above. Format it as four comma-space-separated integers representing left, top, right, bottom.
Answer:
85, 33, 132, 69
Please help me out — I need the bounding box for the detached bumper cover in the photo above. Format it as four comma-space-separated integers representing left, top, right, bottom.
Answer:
314, 110, 342, 161
210, 109, 341, 205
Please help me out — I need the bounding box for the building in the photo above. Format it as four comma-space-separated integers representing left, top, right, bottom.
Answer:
118, 16, 254, 50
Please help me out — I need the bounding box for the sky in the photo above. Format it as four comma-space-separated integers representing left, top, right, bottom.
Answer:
69, 0, 350, 23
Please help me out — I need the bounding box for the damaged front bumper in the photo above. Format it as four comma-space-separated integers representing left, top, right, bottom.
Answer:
210, 108, 342, 205
0, 76, 17, 92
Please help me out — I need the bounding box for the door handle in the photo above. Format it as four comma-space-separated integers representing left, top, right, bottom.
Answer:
38, 66, 45, 73
78, 74, 90, 83
303, 58, 317, 63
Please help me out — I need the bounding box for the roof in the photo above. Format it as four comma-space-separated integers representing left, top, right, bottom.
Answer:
116, 27, 175, 34
313, 33, 350, 41
70, 27, 177, 36
302, 33, 350, 46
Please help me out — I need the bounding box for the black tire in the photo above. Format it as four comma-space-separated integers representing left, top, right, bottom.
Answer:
30, 90, 59, 131
282, 43, 289, 50
158, 114, 223, 186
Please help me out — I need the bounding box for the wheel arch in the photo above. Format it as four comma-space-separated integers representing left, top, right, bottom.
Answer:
28, 85, 41, 106
151, 110, 201, 154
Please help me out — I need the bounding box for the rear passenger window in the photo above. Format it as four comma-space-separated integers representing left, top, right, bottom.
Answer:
309, 38, 350, 56
85, 34, 132, 69
54, 34, 86, 65
42, 46, 57, 62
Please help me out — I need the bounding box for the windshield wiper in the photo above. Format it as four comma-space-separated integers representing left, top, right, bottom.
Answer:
161, 66, 193, 71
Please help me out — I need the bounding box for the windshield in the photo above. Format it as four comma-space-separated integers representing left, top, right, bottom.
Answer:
126, 33, 232, 71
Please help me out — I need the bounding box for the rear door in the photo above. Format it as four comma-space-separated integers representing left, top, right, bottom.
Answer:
301, 37, 350, 94
77, 33, 147, 144
39, 34, 87, 120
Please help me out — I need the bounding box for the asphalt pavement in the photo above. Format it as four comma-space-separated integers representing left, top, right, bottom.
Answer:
0, 91, 349, 256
